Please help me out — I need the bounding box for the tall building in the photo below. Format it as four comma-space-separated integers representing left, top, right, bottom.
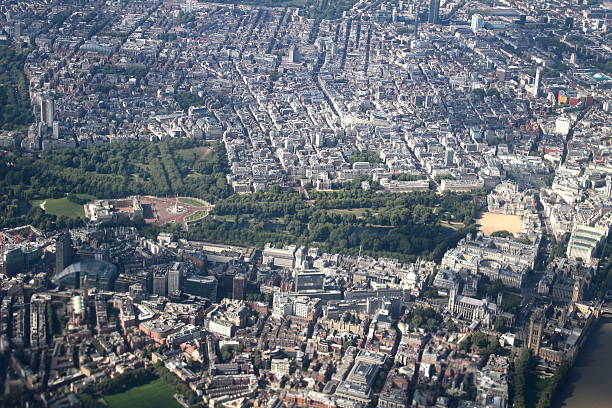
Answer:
30, 294, 48, 348
2, 247, 25, 277
414, 3, 419, 37
471, 14, 485, 32
55, 234, 73, 275
444, 148, 455, 167
428, 0, 440, 24
14, 21, 22, 38
532, 67, 542, 98
153, 271, 168, 297
40, 98, 55, 128
233, 273, 246, 300
527, 309, 543, 355
168, 263, 184, 296
287, 45, 300, 63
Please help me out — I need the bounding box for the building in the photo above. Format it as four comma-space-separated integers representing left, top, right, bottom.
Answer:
30, 294, 49, 348
442, 233, 537, 288
84, 197, 143, 223
55, 234, 73, 275
475, 355, 510, 408
532, 67, 542, 98
153, 271, 168, 297
335, 350, 387, 405
208, 319, 233, 337
272, 294, 321, 321
182, 0, 194, 13
168, 263, 184, 296
184, 275, 218, 301
566, 224, 607, 263
40, 98, 55, 128
428, 0, 440, 24
294, 270, 325, 292
439, 178, 484, 192
555, 116, 571, 136
444, 148, 454, 167
52, 259, 118, 290
262, 243, 297, 268
379, 178, 430, 193
271, 358, 291, 378
487, 181, 535, 216
2, 247, 25, 277
471, 14, 485, 32
527, 305, 597, 366
14, 21, 22, 38
447, 286, 498, 323
232, 273, 246, 300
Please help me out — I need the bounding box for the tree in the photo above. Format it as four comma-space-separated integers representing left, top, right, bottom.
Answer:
535, 362, 570, 408
491, 230, 512, 238
513, 350, 533, 408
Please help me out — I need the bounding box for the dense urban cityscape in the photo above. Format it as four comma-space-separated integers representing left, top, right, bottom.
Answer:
0, 0, 611, 407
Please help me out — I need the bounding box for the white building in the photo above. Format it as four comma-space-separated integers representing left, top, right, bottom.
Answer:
566, 224, 608, 263
271, 358, 291, 378
208, 319, 233, 337
555, 116, 571, 136
471, 14, 485, 32
440, 178, 484, 192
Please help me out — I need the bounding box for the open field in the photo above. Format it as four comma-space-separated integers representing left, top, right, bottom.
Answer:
31, 194, 95, 219
439, 220, 465, 231
185, 210, 208, 223
477, 212, 523, 236
175, 145, 211, 161
103, 378, 181, 408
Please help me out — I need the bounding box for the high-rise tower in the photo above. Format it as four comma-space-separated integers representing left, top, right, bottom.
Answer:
414, 3, 420, 38
428, 0, 440, 24
233, 274, 247, 300
168, 263, 183, 296
55, 234, 73, 275
527, 309, 544, 355
40, 98, 55, 128
532, 67, 542, 98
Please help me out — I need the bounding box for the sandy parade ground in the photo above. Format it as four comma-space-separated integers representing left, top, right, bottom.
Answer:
477, 212, 523, 236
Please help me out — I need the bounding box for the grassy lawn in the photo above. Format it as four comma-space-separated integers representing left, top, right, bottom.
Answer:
186, 210, 208, 223
178, 197, 207, 207
439, 220, 465, 231
31, 194, 95, 219
104, 378, 181, 408
501, 292, 523, 314
176, 145, 211, 161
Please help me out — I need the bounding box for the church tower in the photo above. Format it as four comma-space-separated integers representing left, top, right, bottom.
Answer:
527, 309, 543, 356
